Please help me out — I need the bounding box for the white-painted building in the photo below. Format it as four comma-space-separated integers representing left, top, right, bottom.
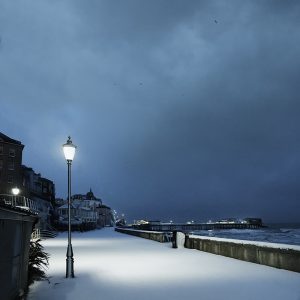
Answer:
56, 189, 114, 230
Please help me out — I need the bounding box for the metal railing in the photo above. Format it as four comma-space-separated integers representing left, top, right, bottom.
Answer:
31, 228, 57, 240
31, 228, 41, 240
0, 194, 58, 240
0, 194, 39, 213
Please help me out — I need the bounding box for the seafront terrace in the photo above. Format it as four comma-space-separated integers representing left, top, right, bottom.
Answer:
27, 228, 300, 300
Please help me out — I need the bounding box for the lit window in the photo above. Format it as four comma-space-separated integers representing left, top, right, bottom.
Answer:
9, 149, 15, 157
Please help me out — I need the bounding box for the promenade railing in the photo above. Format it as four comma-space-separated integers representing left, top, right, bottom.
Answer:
0, 194, 39, 213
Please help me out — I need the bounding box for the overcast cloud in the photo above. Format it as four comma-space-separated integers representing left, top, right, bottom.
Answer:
1, 0, 300, 223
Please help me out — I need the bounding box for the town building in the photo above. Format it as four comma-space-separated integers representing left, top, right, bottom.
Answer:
56, 189, 114, 230
0, 131, 55, 231
1, 132, 114, 234
22, 165, 55, 230
0, 132, 24, 194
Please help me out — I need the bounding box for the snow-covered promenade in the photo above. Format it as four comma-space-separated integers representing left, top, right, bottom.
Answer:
28, 228, 300, 300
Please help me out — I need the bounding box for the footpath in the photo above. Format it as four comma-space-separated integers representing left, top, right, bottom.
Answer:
27, 228, 300, 300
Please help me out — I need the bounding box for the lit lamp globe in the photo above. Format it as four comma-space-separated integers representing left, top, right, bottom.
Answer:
63, 136, 76, 161
12, 187, 20, 196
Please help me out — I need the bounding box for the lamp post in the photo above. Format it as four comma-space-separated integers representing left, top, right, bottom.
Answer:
63, 136, 77, 278
12, 187, 20, 206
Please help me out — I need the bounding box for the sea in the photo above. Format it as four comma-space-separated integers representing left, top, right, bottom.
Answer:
191, 223, 300, 246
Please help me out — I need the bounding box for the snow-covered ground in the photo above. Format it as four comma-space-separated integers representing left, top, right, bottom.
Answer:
27, 228, 300, 300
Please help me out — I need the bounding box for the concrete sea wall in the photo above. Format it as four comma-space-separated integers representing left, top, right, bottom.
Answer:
115, 227, 170, 243
185, 235, 300, 273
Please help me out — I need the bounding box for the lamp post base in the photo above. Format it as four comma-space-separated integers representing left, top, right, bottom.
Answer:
66, 244, 74, 278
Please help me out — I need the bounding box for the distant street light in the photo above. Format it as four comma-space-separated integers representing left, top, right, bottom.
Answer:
12, 187, 20, 206
12, 187, 20, 196
63, 136, 77, 278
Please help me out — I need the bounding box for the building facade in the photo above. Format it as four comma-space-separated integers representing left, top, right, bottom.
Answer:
56, 189, 114, 230
22, 166, 55, 202
0, 132, 24, 195
22, 166, 55, 229
0, 132, 55, 230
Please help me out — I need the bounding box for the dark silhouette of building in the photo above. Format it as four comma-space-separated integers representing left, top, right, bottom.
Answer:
22, 165, 55, 203
0, 132, 55, 230
0, 132, 24, 195
71, 188, 101, 202
22, 165, 55, 229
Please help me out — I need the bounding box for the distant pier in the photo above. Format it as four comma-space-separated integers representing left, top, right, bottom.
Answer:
132, 221, 263, 233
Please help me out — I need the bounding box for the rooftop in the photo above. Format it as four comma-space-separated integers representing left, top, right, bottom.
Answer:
0, 132, 23, 146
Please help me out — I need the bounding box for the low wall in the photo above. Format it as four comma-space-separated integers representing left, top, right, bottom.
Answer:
116, 227, 300, 273
186, 235, 300, 273
0, 204, 38, 299
115, 227, 170, 243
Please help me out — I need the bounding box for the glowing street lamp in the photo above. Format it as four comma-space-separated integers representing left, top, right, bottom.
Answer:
12, 187, 20, 206
63, 136, 77, 278
12, 187, 20, 196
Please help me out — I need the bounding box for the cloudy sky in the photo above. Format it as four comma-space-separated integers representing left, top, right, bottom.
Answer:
1, 0, 300, 223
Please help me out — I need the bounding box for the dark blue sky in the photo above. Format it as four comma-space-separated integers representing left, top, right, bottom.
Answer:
1, 0, 300, 223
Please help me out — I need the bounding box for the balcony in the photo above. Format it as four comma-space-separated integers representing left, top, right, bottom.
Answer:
0, 194, 39, 213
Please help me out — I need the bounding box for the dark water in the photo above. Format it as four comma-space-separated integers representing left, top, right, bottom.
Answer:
192, 223, 300, 246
